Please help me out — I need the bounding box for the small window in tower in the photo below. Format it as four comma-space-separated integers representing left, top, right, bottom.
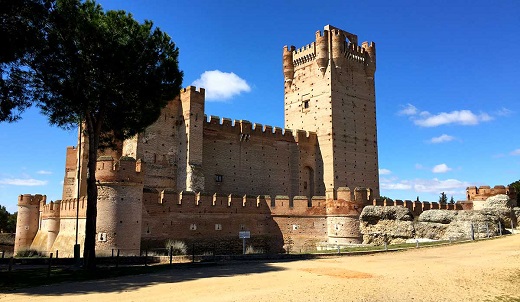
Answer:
302, 99, 310, 111
215, 174, 223, 182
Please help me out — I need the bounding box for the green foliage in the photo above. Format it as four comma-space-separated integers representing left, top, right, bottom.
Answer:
439, 192, 448, 205
449, 196, 455, 204
21, 0, 183, 269
0, 0, 51, 122
380, 196, 394, 202
0, 205, 16, 233
16, 249, 45, 258
165, 239, 187, 255
509, 180, 520, 196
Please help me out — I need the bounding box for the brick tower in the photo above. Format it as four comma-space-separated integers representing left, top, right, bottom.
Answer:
283, 25, 379, 199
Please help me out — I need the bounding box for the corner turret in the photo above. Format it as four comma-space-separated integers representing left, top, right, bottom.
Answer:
14, 194, 46, 254
96, 156, 144, 254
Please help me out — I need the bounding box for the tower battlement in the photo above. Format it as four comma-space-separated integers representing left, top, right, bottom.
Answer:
96, 156, 143, 184
203, 114, 317, 144
466, 185, 517, 201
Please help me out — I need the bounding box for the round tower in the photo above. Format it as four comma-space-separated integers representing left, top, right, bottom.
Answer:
14, 194, 44, 254
96, 156, 143, 255
326, 187, 365, 244
315, 30, 329, 75
362, 41, 376, 79
282, 45, 295, 91
331, 28, 345, 68
45, 201, 61, 251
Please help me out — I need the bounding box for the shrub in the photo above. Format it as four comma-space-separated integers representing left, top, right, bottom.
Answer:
165, 240, 187, 255
245, 245, 264, 255
16, 249, 45, 258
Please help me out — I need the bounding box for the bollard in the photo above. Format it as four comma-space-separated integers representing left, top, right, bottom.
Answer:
1, 251, 4, 259
47, 253, 53, 278
384, 241, 388, 251
486, 223, 489, 238
337, 245, 340, 254
499, 221, 503, 236
56, 250, 59, 259
470, 223, 475, 240
416, 239, 419, 248
116, 249, 120, 268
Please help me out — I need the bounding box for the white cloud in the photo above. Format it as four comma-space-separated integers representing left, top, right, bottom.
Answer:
495, 107, 513, 116
380, 182, 412, 190
398, 104, 418, 116
381, 177, 471, 196
414, 110, 492, 127
429, 134, 455, 144
432, 163, 452, 173
192, 70, 251, 101
36, 170, 52, 175
398, 104, 496, 127
510, 149, 520, 156
378, 168, 392, 175
413, 178, 471, 195
0, 178, 48, 186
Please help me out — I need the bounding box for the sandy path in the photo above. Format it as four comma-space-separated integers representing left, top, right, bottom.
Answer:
2, 235, 520, 302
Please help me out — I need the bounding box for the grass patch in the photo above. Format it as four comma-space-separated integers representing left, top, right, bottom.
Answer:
0, 264, 175, 291
314, 239, 466, 254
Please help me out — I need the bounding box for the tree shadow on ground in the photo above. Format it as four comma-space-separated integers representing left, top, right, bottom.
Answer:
3, 260, 288, 296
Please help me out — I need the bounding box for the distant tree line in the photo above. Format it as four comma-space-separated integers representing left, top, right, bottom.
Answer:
0, 205, 17, 233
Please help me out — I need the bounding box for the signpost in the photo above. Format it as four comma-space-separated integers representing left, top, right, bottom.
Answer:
239, 231, 250, 254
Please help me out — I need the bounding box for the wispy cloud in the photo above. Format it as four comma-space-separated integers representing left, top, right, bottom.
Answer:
429, 134, 455, 144
415, 163, 424, 170
192, 70, 251, 101
415, 110, 492, 127
398, 104, 495, 127
36, 170, 52, 175
378, 168, 392, 175
495, 107, 513, 117
510, 149, 520, 156
381, 177, 471, 196
432, 163, 452, 173
398, 104, 418, 116
0, 178, 48, 186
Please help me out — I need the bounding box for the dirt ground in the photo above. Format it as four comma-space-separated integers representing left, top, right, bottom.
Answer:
2, 235, 520, 302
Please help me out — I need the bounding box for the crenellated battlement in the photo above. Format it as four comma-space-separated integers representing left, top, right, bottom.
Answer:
466, 185, 516, 201
143, 187, 368, 217
96, 156, 143, 184
292, 42, 316, 66
372, 198, 464, 217
203, 114, 317, 144
181, 85, 205, 96
18, 194, 46, 206
38, 197, 87, 219
41, 200, 60, 219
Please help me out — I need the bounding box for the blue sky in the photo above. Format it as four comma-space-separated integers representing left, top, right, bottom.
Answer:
1, 0, 519, 212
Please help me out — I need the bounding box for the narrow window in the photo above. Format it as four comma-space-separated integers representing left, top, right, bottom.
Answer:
215, 174, 223, 182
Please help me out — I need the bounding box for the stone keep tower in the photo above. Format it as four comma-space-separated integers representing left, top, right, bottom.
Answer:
283, 25, 379, 199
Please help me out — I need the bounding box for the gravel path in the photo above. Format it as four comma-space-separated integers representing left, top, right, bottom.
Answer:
2, 235, 520, 302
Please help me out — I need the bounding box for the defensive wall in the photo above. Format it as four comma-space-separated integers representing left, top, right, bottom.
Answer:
202, 114, 319, 198
466, 185, 517, 210
16, 182, 370, 255
371, 199, 466, 218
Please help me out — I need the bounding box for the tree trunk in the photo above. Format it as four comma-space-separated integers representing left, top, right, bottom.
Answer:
83, 116, 100, 270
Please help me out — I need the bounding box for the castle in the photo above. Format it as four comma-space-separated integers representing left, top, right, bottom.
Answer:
18, 25, 505, 256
